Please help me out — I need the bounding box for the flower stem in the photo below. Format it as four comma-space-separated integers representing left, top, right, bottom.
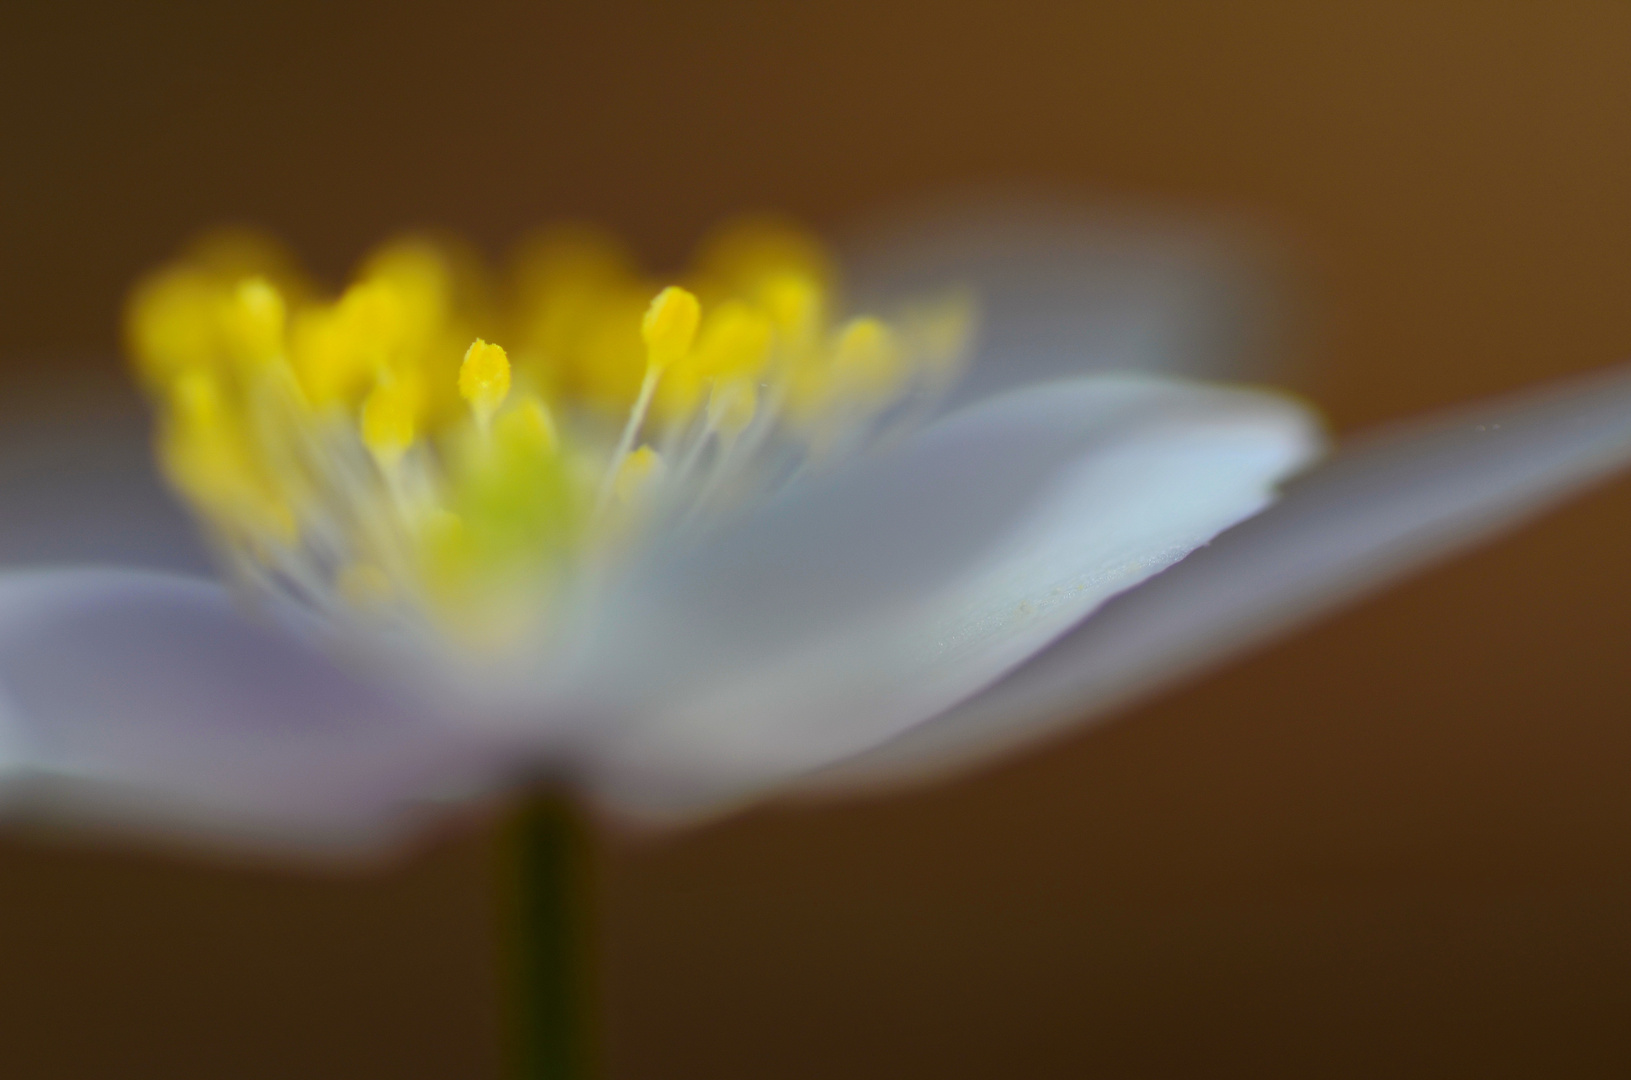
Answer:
503, 797, 597, 1080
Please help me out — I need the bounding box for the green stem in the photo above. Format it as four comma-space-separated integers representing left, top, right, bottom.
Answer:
504, 797, 596, 1080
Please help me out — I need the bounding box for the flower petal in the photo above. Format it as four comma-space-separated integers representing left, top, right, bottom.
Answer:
0, 569, 514, 856
816, 361, 1631, 790
844, 196, 1287, 403
577, 375, 1321, 815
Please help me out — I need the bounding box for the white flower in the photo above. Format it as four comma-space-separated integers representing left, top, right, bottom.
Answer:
1, 206, 1627, 858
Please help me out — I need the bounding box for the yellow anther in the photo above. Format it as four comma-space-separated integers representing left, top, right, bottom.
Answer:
459, 338, 512, 428
694, 300, 773, 379
361, 379, 419, 466
757, 272, 824, 347
832, 316, 903, 402
707, 378, 758, 442
653, 300, 767, 423
641, 286, 701, 371
126, 268, 223, 387
290, 304, 370, 409
360, 239, 454, 342
613, 444, 666, 505
334, 279, 410, 370
493, 395, 558, 456
221, 277, 287, 370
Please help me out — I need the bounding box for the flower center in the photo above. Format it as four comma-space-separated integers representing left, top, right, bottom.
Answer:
125, 219, 973, 648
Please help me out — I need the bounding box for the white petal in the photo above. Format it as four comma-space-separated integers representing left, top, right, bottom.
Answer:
0, 569, 515, 856
815, 361, 1631, 790
843, 195, 1287, 404
578, 375, 1322, 815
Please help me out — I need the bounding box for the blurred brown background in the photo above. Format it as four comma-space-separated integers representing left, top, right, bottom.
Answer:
7, 1, 1631, 1076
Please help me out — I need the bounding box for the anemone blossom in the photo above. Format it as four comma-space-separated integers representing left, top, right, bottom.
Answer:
1, 207, 1628, 860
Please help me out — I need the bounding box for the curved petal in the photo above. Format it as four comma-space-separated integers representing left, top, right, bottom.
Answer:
577, 375, 1322, 815
814, 361, 1631, 791
0, 569, 517, 856
842, 195, 1289, 405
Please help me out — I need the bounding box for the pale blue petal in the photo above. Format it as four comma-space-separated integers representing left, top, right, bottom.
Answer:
0, 569, 516, 856
815, 361, 1631, 790
578, 375, 1322, 815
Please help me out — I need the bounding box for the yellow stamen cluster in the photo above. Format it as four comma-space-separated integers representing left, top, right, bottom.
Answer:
125, 218, 974, 646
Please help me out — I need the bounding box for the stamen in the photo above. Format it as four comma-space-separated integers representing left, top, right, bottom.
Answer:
124, 220, 972, 651
494, 395, 559, 456
458, 338, 512, 432
595, 286, 699, 516
360, 379, 418, 467
641, 285, 702, 371
221, 277, 287, 371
